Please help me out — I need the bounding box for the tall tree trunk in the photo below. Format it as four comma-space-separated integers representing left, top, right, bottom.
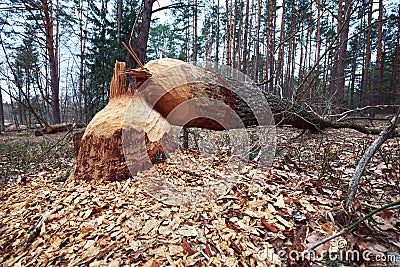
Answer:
232, 0, 238, 68
268, 0, 276, 93
246, 0, 254, 74
79, 0, 88, 123
237, 5, 243, 71
192, 0, 198, 62
370, 0, 383, 117
225, 0, 231, 66
276, 0, 285, 95
254, 0, 261, 82
216, 0, 220, 65
395, 6, 400, 110
0, 88, 4, 132
41, 0, 60, 124
392, 46, 400, 112
349, 35, 360, 109
241, 0, 250, 74
134, 0, 156, 65
360, 0, 372, 109
336, 0, 351, 108
117, 0, 122, 58
315, 0, 321, 69
298, 23, 304, 94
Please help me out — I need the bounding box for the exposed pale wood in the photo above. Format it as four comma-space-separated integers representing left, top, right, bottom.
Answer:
70, 61, 169, 181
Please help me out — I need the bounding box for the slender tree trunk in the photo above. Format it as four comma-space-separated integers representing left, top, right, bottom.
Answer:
350, 35, 360, 109
370, 0, 383, 117
254, 0, 261, 82
192, 0, 198, 62
134, 0, 156, 65
225, 0, 231, 66
360, 0, 372, 108
276, 0, 285, 94
392, 47, 400, 112
241, 0, 250, 74
298, 23, 304, 93
185, 8, 190, 61
336, 0, 351, 108
117, 0, 122, 58
395, 7, 400, 110
237, 5, 243, 71
329, 0, 341, 108
285, 32, 292, 98
0, 88, 4, 132
246, 0, 254, 74
315, 0, 321, 70
216, 0, 220, 65
268, 0, 276, 93
232, 0, 238, 68
79, 0, 88, 123
41, 0, 60, 124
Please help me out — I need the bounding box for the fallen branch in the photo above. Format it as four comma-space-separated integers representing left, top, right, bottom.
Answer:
24, 205, 63, 244
308, 198, 400, 251
328, 105, 399, 120
345, 111, 400, 209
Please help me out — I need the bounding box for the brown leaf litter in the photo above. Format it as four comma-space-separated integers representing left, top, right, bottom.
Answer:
1, 128, 399, 266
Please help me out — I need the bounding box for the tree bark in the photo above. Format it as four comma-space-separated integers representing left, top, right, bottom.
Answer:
393, 47, 400, 112
370, 0, 383, 117
268, 0, 276, 93
360, 0, 372, 109
0, 88, 4, 133
134, 0, 156, 65
276, 0, 285, 95
253, 0, 261, 82
241, 0, 250, 74
335, 0, 351, 108
215, 0, 220, 65
192, 0, 198, 62
225, 0, 231, 66
41, 0, 60, 124
395, 7, 400, 110
140, 59, 394, 135
349, 34, 361, 109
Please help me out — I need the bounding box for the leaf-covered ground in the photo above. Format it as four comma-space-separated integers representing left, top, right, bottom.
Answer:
0, 128, 399, 266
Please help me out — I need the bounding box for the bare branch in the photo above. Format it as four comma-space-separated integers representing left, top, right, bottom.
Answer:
308, 198, 400, 252
345, 110, 400, 209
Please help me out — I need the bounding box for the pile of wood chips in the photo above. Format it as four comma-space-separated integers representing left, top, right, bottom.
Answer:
1, 129, 399, 267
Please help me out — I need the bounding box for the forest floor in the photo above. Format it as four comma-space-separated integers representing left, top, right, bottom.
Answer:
0, 126, 399, 267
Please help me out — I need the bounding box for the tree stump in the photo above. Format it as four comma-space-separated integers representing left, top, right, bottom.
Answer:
69, 62, 131, 181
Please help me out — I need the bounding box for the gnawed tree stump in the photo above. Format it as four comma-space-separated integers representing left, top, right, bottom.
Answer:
69, 62, 133, 181
69, 61, 170, 181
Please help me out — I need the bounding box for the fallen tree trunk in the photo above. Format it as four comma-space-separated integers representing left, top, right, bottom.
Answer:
43, 123, 72, 134
35, 123, 73, 136
139, 59, 397, 136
